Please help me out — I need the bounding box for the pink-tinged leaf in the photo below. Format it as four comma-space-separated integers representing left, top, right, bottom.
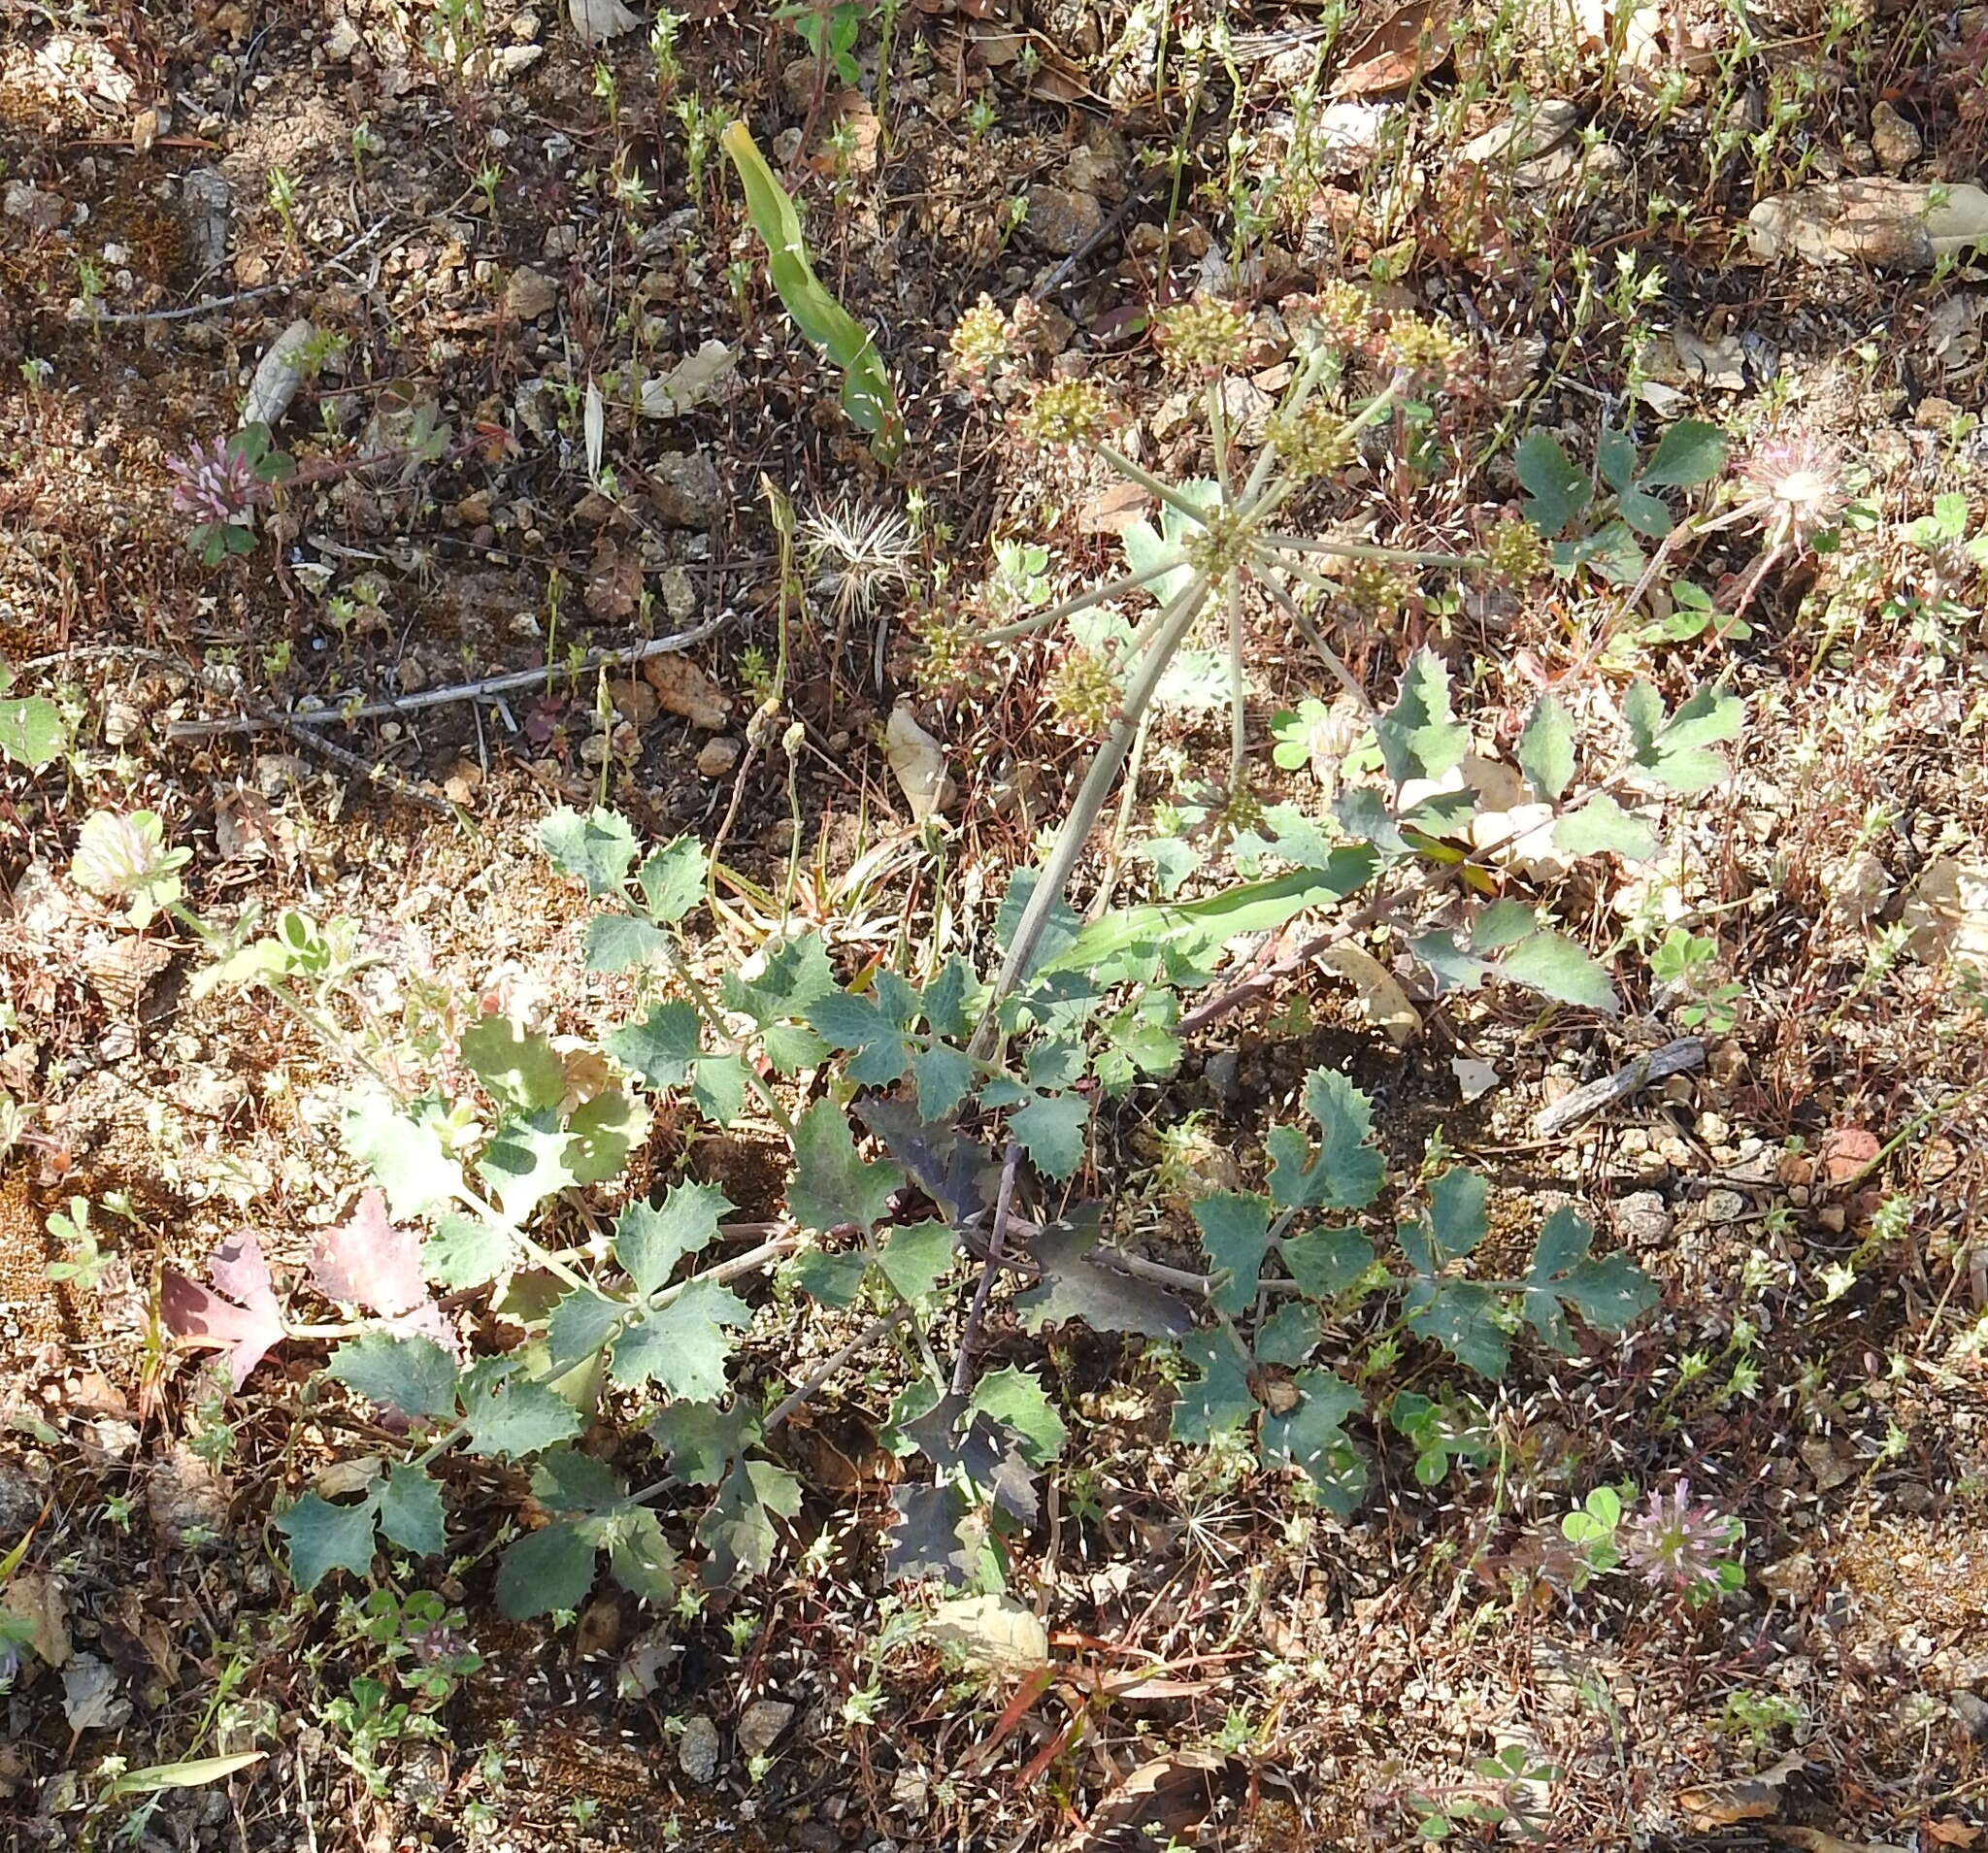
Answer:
160, 1234, 285, 1391
310, 1190, 428, 1317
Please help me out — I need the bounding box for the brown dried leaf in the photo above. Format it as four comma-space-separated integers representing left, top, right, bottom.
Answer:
1329, 0, 1454, 97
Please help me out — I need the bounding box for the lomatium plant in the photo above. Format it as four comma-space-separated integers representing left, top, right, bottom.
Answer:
70, 287, 1752, 1615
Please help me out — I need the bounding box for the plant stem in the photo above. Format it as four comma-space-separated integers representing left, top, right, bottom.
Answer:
660, 936, 799, 1142
977, 553, 1187, 645
950, 1140, 1022, 1397
1092, 446, 1216, 528
1260, 533, 1485, 569
766, 1303, 917, 1432
972, 573, 1211, 1051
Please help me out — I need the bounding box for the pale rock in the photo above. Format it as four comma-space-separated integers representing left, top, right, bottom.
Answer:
648, 449, 723, 527
325, 16, 363, 57
1825, 847, 1890, 927
1459, 97, 1579, 169
1869, 101, 1922, 174
736, 1698, 795, 1758
642, 652, 730, 730
504, 268, 560, 320
696, 737, 741, 778
1747, 178, 1988, 269
678, 1714, 720, 1783
1023, 184, 1104, 256
242, 317, 317, 430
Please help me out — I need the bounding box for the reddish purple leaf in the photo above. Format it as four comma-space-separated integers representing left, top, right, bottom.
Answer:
159, 1232, 285, 1391
309, 1189, 428, 1318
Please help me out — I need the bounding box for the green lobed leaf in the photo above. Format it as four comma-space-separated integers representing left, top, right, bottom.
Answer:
1638, 418, 1727, 488
280, 1494, 379, 1593
806, 990, 913, 1087
791, 1246, 868, 1307
967, 1365, 1067, 1464
423, 1213, 517, 1290
1170, 1332, 1257, 1444
615, 1181, 731, 1294
377, 1462, 447, 1558
1617, 485, 1674, 539
583, 913, 671, 974
494, 1520, 598, 1619
1251, 1300, 1322, 1367
1193, 1192, 1273, 1317
877, 1220, 956, 1302
342, 1091, 464, 1220
1515, 430, 1591, 536
478, 1114, 579, 1222
1596, 422, 1638, 494
546, 1288, 624, 1373
637, 838, 706, 923
0, 695, 68, 771
1269, 1070, 1385, 1211
910, 1043, 974, 1121
689, 1052, 750, 1126
789, 1100, 904, 1235
328, 1332, 460, 1423
1409, 929, 1490, 994
1259, 1370, 1367, 1516
533, 1446, 625, 1513
1010, 1091, 1090, 1180
1404, 1277, 1511, 1377
1515, 695, 1575, 802
539, 807, 639, 897
1553, 794, 1658, 861
1472, 899, 1537, 951
1375, 648, 1469, 790
649, 1401, 754, 1485
1279, 1227, 1375, 1299
698, 1456, 801, 1584
565, 1088, 649, 1186
1501, 930, 1619, 1012
611, 1279, 748, 1400
604, 1506, 678, 1604
464, 1376, 582, 1458
1430, 1166, 1491, 1264
606, 999, 703, 1087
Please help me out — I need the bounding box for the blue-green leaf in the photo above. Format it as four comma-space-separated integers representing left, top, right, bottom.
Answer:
1259, 1370, 1366, 1515
280, 1493, 379, 1593
605, 999, 703, 1087
967, 1365, 1067, 1464
1515, 430, 1590, 536
1502, 930, 1618, 1012
1170, 1332, 1257, 1444
612, 1279, 747, 1400
1375, 648, 1468, 790
377, 1463, 447, 1558
1279, 1228, 1375, 1300
789, 1100, 903, 1235
615, 1181, 731, 1293
1193, 1192, 1273, 1317
539, 807, 639, 896
464, 1377, 582, 1458
328, 1332, 459, 1423
495, 1520, 598, 1618
637, 838, 706, 923
1515, 695, 1575, 802
458, 1014, 568, 1112
583, 913, 670, 974
1010, 1091, 1090, 1179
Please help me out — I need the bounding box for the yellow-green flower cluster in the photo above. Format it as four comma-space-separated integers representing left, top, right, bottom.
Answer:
1485, 515, 1550, 584
1154, 294, 1251, 375
1180, 505, 1252, 579
1267, 404, 1356, 480
1344, 560, 1416, 619
947, 294, 1011, 393
1018, 379, 1109, 447
1383, 315, 1465, 384
1044, 647, 1120, 735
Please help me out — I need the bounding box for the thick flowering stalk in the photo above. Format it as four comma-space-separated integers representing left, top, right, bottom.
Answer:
958, 292, 1490, 1048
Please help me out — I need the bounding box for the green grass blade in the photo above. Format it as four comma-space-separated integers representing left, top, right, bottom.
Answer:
721, 121, 903, 463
